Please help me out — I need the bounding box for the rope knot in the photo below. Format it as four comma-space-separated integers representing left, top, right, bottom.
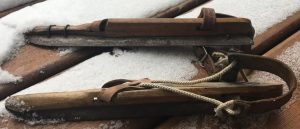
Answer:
214, 100, 250, 117
215, 100, 239, 116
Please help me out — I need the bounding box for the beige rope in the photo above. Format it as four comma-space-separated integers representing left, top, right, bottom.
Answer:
139, 81, 240, 116
151, 61, 236, 85
139, 52, 241, 116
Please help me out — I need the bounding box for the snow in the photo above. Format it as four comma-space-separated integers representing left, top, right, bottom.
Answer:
178, 0, 300, 36
0, 68, 22, 84
0, 24, 20, 84
0, 0, 186, 84
98, 120, 130, 129
10, 47, 198, 94
0, 0, 36, 12
57, 47, 77, 56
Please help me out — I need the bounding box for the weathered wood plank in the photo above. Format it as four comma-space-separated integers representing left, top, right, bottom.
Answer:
252, 11, 300, 54
260, 30, 300, 129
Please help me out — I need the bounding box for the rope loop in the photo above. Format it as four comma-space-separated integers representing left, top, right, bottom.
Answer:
214, 100, 240, 116
107, 53, 244, 116
136, 53, 243, 116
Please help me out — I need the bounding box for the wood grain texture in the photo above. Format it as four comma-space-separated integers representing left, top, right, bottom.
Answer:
0, 45, 103, 100
252, 11, 300, 54
261, 31, 300, 129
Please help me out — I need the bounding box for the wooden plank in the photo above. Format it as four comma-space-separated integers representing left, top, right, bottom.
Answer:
0, 45, 103, 100
260, 31, 300, 129
0, 0, 45, 18
252, 11, 300, 54
264, 31, 300, 58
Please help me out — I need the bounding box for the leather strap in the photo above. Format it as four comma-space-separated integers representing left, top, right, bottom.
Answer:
99, 78, 151, 102
198, 8, 216, 30
100, 53, 296, 114
228, 53, 297, 113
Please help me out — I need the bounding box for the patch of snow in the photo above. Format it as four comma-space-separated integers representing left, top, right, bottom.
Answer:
97, 120, 129, 129
0, 0, 36, 12
0, 101, 9, 117
0, 0, 186, 83
0, 68, 22, 84
178, 0, 300, 36
57, 47, 77, 56
0, 47, 198, 120
13, 47, 198, 94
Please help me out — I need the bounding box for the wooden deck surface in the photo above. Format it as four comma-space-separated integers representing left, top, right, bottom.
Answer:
0, 1, 300, 128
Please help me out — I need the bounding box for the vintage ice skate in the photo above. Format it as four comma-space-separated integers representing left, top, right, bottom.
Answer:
26, 8, 254, 52
5, 8, 296, 121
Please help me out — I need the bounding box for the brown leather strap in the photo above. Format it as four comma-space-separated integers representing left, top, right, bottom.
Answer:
99, 78, 151, 102
99, 53, 296, 114
198, 8, 216, 30
228, 53, 297, 113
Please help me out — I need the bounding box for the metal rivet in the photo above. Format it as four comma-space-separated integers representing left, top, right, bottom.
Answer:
93, 97, 98, 102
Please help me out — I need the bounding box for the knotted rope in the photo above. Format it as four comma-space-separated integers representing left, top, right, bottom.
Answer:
138, 52, 242, 116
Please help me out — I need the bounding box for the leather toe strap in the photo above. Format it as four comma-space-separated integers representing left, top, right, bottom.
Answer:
228, 53, 297, 113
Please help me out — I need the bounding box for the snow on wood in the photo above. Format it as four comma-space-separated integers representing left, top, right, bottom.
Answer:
13, 47, 198, 94
178, 0, 300, 36
0, 0, 36, 12
0, 0, 186, 84
0, 68, 21, 84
